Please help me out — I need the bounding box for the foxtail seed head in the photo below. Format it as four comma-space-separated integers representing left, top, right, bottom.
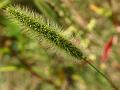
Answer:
5, 5, 86, 60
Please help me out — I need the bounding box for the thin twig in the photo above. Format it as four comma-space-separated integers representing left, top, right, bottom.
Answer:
85, 59, 119, 90
18, 57, 59, 89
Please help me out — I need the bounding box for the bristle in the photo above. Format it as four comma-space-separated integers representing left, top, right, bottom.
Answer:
5, 5, 86, 61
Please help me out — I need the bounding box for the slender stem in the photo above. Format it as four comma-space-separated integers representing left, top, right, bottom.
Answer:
18, 57, 59, 89
85, 60, 119, 90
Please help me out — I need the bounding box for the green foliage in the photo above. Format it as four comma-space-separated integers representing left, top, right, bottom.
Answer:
0, 0, 11, 9
34, 0, 59, 22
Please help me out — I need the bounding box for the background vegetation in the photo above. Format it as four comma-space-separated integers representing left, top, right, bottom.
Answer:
0, 0, 120, 90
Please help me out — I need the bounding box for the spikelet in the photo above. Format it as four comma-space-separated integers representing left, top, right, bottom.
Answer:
5, 5, 86, 61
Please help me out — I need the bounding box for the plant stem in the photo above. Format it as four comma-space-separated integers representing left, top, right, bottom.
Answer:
85, 60, 119, 90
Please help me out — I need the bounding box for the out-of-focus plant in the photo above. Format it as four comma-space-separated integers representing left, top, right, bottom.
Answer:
0, 0, 11, 9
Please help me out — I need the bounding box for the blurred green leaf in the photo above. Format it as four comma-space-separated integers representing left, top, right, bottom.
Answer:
0, 0, 11, 9
34, 0, 59, 22
0, 65, 19, 72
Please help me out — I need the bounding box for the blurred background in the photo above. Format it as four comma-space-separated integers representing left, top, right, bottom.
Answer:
0, 0, 120, 90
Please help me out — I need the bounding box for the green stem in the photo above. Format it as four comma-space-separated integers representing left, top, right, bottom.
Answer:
85, 60, 118, 90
